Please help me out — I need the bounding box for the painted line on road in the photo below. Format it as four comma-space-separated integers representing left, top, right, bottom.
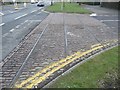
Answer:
24, 20, 28, 23
0, 12, 4, 16
0, 23, 5, 26
16, 25, 20, 29
10, 29, 15, 32
100, 20, 119, 22
37, 12, 41, 14
2, 33, 8, 38
15, 44, 105, 88
41, 10, 49, 13
9, 10, 19, 14
29, 20, 41, 22
27, 23, 31, 25
15, 39, 118, 88
20, 20, 28, 26
15, 20, 28, 29
111, 27, 116, 28
23, 27, 26, 29
98, 15, 118, 16
15, 14, 28, 20
31, 10, 38, 13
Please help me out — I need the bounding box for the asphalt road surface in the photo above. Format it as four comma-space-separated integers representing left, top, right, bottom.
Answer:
1, 13, 118, 88
0, 3, 49, 60
83, 5, 119, 34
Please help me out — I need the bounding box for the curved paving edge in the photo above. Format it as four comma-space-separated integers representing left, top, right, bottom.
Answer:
43, 43, 119, 89
15, 40, 118, 88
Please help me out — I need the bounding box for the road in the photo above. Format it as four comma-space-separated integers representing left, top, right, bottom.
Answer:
0, 3, 49, 60
83, 5, 119, 34
1, 13, 118, 88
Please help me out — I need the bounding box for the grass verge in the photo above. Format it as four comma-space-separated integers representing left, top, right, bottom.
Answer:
49, 46, 119, 88
45, 2, 92, 14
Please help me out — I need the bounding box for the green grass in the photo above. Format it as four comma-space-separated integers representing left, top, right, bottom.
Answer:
49, 46, 119, 88
45, 2, 92, 14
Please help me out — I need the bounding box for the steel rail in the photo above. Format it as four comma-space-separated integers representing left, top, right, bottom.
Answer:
9, 14, 54, 88
13, 14, 118, 88
63, 13, 68, 57
15, 42, 118, 88
77, 15, 106, 49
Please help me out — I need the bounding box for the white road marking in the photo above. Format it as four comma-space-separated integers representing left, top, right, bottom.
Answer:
98, 15, 118, 16
15, 14, 27, 20
28, 23, 31, 25
0, 12, 4, 16
42, 10, 49, 13
15, 20, 28, 29
10, 29, 15, 32
15, 20, 29, 29
111, 27, 116, 28
8, 10, 19, 14
16, 25, 20, 28
0, 23, 5, 26
90, 13, 97, 17
37, 12, 41, 14
100, 20, 119, 22
20, 22, 24, 25
24, 20, 28, 23
21, 20, 28, 25
31, 10, 38, 13
2, 33, 8, 37
29, 20, 41, 22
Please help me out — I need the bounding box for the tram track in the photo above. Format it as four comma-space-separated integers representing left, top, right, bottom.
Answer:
10, 14, 55, 88
9, 22, 50, 88
63, 13, 68, 57
14, 13, 66, 88
15, 40, 118, 88
1, 14, 54, 88
1, 13, 118, 89
14, 14, 118, 88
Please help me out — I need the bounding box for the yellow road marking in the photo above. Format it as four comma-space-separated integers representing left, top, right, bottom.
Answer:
15, 52, 81, 88
15, 41, 116, 88
26, 54, 81, 88
26, 45, 103, 88
91, 43, 101, 48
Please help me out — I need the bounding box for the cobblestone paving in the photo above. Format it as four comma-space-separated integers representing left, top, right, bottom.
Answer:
1, 13, 118, 88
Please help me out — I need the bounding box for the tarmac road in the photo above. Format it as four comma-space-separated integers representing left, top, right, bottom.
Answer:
0, 3, 49, 60
83, 5, 119, 34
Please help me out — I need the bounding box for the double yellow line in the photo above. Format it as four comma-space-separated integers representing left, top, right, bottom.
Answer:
15, 39, 118, 88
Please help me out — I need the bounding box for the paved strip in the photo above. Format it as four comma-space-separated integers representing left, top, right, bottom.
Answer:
14, 14, 28, 20
98, 15, 118, 16
15, 51, 80, 88
9, 23, 49, 88
15, 42, 112, 88
0, 23, 5, 27
15, 39, 118, 88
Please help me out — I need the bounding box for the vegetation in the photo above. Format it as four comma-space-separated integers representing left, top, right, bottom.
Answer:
45, 2, 92, 14
49, 46, 119, 88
